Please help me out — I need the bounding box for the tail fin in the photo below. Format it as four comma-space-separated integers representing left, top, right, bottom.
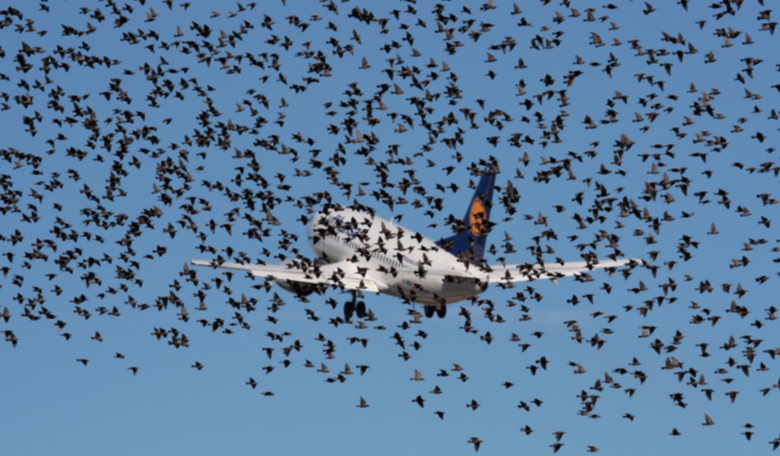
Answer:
437, 165, 497, 263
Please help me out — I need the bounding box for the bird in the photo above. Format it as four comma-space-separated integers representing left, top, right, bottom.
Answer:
468, 437, 483, 452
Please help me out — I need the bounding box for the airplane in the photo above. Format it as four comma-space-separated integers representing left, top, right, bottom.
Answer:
192, 164, 634, 319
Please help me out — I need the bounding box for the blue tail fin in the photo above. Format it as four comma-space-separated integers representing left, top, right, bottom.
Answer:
437, 165, 497, 264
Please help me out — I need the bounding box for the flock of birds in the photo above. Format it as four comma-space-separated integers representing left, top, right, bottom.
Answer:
1, 0, 780, 453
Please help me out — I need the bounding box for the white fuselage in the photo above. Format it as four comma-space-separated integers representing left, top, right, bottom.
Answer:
306, 208, 486, 305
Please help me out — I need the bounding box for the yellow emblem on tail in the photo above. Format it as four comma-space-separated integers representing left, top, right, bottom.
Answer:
469, 198, 486, 236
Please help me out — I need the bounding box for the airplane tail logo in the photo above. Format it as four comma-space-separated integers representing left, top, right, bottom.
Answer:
468, 198, 486, 236
437, 165, 496, 263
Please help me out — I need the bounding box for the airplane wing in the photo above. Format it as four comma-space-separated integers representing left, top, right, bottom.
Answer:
190, 259, 384, 293
481, 259, 635, 284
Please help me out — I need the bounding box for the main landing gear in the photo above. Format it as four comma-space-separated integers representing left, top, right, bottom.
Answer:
343, 291, 367, 320
423, 304, 447, 319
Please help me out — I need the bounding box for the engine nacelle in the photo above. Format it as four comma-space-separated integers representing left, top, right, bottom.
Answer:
275, 278, 318, 297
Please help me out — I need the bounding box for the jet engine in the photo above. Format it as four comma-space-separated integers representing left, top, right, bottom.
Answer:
273, 259, 323, 298
275, 278, 319, 297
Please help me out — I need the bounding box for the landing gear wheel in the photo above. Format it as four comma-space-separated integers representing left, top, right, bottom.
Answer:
356, 301, 367, 319
344, 301, 355, 321
424, 305, 435, 318
436, 305, 447, 318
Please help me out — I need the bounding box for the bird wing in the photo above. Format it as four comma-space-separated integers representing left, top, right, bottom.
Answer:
481, 259, 634, 283
191, 259, 384, 293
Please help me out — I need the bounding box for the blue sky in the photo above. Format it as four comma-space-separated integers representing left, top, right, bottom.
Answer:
1, 0, 779, 454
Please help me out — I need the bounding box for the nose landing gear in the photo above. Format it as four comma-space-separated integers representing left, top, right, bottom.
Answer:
423, 304, 447, 318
